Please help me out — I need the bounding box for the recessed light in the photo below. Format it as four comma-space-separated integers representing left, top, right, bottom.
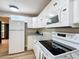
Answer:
9, 5, 19, 12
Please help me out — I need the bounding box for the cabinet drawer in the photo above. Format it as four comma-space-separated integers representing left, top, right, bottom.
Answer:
57, 54, 73, 59
71, 52, 79, 59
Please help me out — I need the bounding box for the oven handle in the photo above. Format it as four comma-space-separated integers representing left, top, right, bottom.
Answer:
70, 54, 73, 59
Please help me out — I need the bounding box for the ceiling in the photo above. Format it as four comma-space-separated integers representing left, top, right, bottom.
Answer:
0, 0, 51, 16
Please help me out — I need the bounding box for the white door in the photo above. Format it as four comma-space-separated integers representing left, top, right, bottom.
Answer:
9, 20, 25, 54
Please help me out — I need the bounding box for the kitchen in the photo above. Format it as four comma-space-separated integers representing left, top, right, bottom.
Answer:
0, 0, 79, 59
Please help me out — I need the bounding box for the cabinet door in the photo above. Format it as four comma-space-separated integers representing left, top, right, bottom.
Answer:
60, 0, 73, 26
27, 17, 34, 28
33, 42, 40, 59
32, 18, 37, 28
38, 19, 44, 28
60, 0, 71, 26
27, 36, 34, 50
32, 17, 44, 28
73, 0, 79, 24
27, 19, 32, 28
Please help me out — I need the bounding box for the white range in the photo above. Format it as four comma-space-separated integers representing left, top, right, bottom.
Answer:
38, 32, 79, 59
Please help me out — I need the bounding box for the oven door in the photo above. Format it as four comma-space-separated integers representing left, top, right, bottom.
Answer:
43, 54, 53, 59
39, 53, 47, 59
46, 15, 59, 25
39, 50, 47, 59
39, 50, 44, 59
46, 9, 62, 27
39, 50, 52, 59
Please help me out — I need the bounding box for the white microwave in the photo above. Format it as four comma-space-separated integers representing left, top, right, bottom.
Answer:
46, 0, 74, 28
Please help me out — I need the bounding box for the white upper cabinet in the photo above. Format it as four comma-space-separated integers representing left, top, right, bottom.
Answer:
73, 0, 79, 27
43, 0, 74, 27
27, 17, 33, 28
26, 0, 79, 28
31, 17, 44, 28
37, 0, 79, 28
32, 17, 39, 28
59, 0, 73, 26
27, 17, 43, 28
37, 18, 43, 28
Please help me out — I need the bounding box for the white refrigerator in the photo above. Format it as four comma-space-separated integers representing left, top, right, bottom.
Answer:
9, 20, 25, 54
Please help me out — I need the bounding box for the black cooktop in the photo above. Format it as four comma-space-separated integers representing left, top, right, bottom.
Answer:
39, 40, 76, 55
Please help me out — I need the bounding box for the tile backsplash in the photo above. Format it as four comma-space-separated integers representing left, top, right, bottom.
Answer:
42, 32, 52, 40
41, 28, 79, 33
39, 28, 79, 40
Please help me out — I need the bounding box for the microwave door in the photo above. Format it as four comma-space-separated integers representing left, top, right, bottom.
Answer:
47, 15, 59, 24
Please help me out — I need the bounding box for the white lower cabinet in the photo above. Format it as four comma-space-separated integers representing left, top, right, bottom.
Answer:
27, 35, 42, 50
33, 42, 40, 59
27, 36, 34, 50
28, 36, 42, 59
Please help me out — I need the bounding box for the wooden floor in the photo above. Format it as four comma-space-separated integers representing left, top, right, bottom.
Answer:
0, 50, 36, 59
0, 39, 8, 56
0, 40, 36, 59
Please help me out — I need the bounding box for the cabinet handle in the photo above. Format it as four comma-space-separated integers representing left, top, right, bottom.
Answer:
53, 2, 57, 6
63, 8, 67, 11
